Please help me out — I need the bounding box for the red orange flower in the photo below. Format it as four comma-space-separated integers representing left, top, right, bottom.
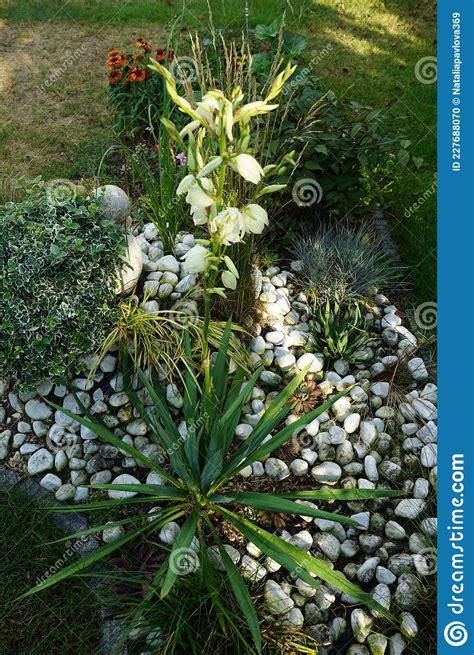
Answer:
108, 69, 123, 85
136, 37, 152, 52
107, 54, 126, 70
126, 66, 147, 83
167, 49, 174, 63
155, 48, 166, 62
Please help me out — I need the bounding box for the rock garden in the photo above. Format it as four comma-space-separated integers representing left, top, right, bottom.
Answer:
0, 17, 436, 655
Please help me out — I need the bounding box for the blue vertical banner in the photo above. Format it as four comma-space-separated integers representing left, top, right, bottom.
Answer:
438, 1, 474, 653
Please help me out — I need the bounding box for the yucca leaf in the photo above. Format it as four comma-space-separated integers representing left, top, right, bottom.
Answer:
87, 484, 187, 499
161, 512, 198, 597
275, 488, 405, 501
218, 507, 392, 620
212, 492, 359, 527
46, 506, 184, 544
211, 319, 232, 410
219, 388, 351, 481
182, 331, 199, 424
206, 518, 262, 654
47, 400, 179, 486
200, 449, 224, 492
17, 520, 155, 600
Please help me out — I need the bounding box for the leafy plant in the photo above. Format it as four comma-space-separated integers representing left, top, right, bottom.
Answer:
310, 294, 371, 364
24, 325, 401, 651
93, 295, 249, 383
0, 179, 126, 390
107, 39, 174, 138
294, 221, 400, 303
126, 133, 187, 252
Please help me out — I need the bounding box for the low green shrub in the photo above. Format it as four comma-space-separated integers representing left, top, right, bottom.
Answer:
0, 180, 126, 389
245, 18, 423, 229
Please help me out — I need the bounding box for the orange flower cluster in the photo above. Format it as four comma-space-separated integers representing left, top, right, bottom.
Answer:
107, 38, 162, 85
155, 48, 175, 63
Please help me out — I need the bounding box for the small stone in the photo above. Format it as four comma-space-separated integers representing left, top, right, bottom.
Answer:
394, 574, 422, 610
156, 255, 180, 273
27, 448, 53, 475
25, 399, 52, 421
297, 352, 324, 373
314, 533, 340, 561
360, 421, 378, 446
39, 473, 62, 491
367, 633, 388, 655
344, 413, 361, 434
55, 483, 76, 501
357, 557, 380, 583
207, 544, 240, 572
376, 566, 396, 585
241, 555, 266, 582
385, 521, 406, 540
420, 443, 437, 468
394, 499, 426, 520
351, 609, 373, 643
159, 521, 181, 545
108, 474, 141, 499
260, 371, 282, 386
407, 358, 429, 381
311, 462, 342, 485
389, 633, 407, 655
264, 580, 294, 615
290, 459, 309, 476
265, 458, 290, 480
400, 613, 418, 639
371, 382, 390, 398
103, 524, 126, 543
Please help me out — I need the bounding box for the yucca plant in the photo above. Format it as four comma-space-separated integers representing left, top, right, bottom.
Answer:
310, 293, 372, 364
22, 323, 400, 651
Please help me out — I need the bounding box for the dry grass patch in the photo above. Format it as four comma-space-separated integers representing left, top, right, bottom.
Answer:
0, 21, 165, 195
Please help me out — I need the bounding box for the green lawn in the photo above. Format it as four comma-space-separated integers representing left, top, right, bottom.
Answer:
0, 484, 102, 655
0, 0, 436, 300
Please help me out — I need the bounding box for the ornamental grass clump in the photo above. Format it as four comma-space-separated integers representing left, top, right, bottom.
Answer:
0, 180, 126, 390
